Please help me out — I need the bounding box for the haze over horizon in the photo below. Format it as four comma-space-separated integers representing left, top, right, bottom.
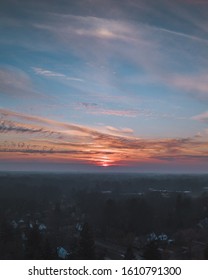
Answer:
0, 0, 208, 173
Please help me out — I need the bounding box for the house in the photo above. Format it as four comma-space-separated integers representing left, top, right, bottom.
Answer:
57, 246, 70, 259
39, 223, 47, 232
11, 220, 18, 229
147, 232, 157, 242
147, 232, 168, 242
76, 223, 83, 232
158, 233, 168, 241
197, 217, 208, 229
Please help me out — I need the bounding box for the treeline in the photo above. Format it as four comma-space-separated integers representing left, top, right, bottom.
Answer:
76, 190, 208, 239
1, 173, 208, 259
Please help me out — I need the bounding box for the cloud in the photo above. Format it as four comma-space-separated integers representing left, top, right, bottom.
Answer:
33, 14, 163, 76
0, 67, 32, 96
34, 14, 135, 42
166, 74, 208, 99
0, 120, 41, 134
192, 111, 208, 123
76, 103, 138, 117
78, 102, 98, 109
0, 108, 96, 135
32, 67, 84, 82
96, 109, 138, 117
32, 67, 65, 78
32, 12, 208, 101
0, 119, 55, 135
106, 126, 134, 135
0, 108, 207, 168
0, 108, 109, 139
2, 3, 204, 105
194, 132, 203, 138
0, 67, 50, 101
154, 26, 208, 44
1, 0, 208, 168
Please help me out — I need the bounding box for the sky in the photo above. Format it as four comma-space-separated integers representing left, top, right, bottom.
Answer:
0, 0, 208, 173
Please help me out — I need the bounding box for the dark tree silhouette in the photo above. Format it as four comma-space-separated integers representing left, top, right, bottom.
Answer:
124, 245, 135, 260
78, 223, 95, 259
41, 237, 55, 260
204, 243, 208, 259
25, 225, 42, 259
143, 241, 161, 260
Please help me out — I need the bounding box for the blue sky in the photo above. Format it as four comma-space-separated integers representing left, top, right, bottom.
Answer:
0, 0, 208, 172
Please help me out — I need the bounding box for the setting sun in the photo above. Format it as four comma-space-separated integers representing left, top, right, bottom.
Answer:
96, 155, 114, 167
102, 162, 109, 167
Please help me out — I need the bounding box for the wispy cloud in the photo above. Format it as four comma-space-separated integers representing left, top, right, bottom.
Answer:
3, 4, 205, 105
0, 120, 48, 134
154, 26, 208, 44
0, 67, 32, 96
161, 73, 208, 101
33, 67, 65, 78
76, 102, 138, 117
32, 12, 208, 102
0, 67, 50, 102
192, 111, 208, 123
32, 67, 84, 82
34, 14, 135, 42
105, 126, 134, 135
0, 109, 207, 166
93, 108, 138, 117
1, 0, 208, 172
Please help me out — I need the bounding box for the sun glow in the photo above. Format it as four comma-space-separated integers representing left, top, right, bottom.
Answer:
97, 155, 113, 167
101, 162, 109, 167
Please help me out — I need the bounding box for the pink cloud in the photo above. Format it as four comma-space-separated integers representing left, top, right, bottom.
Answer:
192, 111, 208, 122
1, 109, 208, 167
105, 126, 134, 135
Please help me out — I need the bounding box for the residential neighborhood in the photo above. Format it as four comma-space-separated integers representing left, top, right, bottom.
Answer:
1, 172, 208, 260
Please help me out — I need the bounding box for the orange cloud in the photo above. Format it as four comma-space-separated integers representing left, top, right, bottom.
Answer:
0, 109, 208, 167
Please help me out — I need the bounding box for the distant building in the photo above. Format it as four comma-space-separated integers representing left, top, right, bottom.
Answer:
198, 217, 208, 229
147, 232, 168, 242
39, 224, 47, 232
147, 232, 157, 242
158, 233, 168, 241
11, 220, 18, 229
57, 247, 70, 259
76, 223, 83, 232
